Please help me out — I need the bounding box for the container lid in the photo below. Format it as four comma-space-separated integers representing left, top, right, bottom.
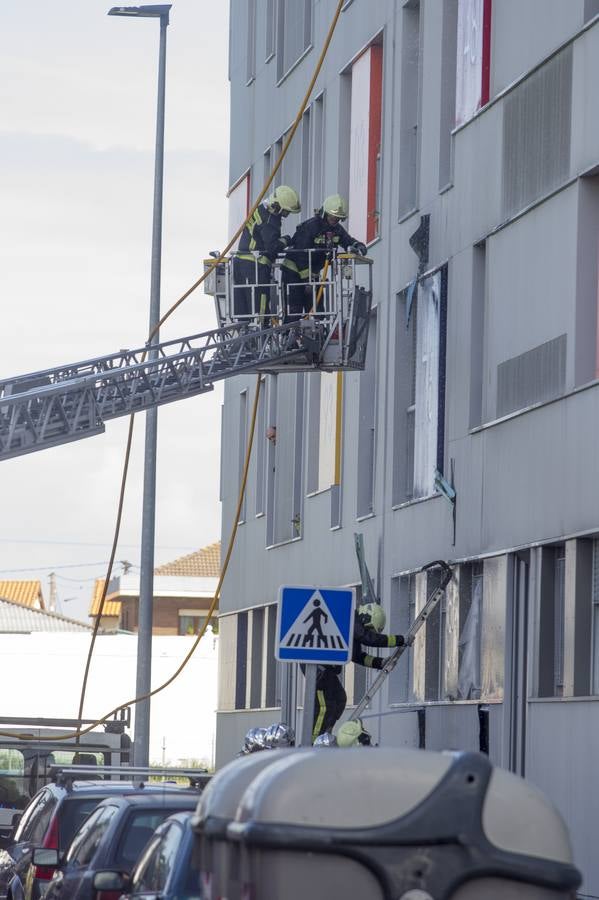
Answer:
191, 749, 294, 832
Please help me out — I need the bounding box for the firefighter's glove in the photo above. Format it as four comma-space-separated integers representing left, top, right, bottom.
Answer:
395, 634, 406, 647
279, 234, 292, 249
350, 241, 367, 256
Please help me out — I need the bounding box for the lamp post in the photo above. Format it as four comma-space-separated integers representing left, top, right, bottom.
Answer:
108, 3, 172, 767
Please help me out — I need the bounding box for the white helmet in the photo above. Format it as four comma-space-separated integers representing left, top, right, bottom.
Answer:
267, 185, 301, 214
322, 194, 348, 220
336, 719, 372, 748
358, 602, 386, 633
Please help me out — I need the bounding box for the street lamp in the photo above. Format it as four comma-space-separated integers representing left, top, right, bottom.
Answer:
108, 2, 172, 768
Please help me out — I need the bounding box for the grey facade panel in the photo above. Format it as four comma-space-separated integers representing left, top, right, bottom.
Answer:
491, 0, 583, 95
526, 699, 599, 897
496, 333, 567, 418
502, 46, 572, 220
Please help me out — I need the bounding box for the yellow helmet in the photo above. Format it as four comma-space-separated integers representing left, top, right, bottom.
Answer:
322, 194, 348, 220
267, 185, 301, 214
336, 719, 372, 748
358, 602, 386, 633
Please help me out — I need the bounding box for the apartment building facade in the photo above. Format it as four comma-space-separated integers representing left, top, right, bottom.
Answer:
218, 1, 599, 893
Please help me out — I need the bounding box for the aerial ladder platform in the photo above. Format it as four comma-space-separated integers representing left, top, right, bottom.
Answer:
0, 252, 372, 461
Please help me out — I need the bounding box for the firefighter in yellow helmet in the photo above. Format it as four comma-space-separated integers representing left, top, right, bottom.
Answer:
233, 185, 301, 321
336, 719, 372, 748
311, 603, 404, 742
281, 194, 368, 321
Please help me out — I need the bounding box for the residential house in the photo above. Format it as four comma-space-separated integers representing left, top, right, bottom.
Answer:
89, 542, 221, 635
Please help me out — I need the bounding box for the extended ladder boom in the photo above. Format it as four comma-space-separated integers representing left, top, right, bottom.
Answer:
0, 253, 372, 461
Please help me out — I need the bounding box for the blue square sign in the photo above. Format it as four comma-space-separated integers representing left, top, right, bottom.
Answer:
276, 586, 355, 664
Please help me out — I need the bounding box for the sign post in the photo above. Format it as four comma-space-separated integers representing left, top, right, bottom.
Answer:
276, 586, 355, 746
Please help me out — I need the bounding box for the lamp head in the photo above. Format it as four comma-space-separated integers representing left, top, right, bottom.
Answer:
108, 5, 171, 20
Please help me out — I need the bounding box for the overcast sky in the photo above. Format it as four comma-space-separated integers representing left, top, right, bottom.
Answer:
0, 1, 230, 621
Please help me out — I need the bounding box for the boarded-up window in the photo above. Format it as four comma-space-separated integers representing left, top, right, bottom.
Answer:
502, 46, 572, 219
389, 574, 416, 703
455, 0, 492, 127
348, 43, 383, 243
413, 269, 447, 498
424, 568, 448, 701
394, 268, 447, 502
458, 562, 483, 699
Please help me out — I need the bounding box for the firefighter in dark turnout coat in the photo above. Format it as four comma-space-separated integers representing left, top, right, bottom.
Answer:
281, 194, 367, 321
311, 602, 405, 741
233, 185, 300, 320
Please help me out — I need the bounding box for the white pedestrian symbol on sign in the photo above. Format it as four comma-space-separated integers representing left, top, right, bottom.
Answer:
280, 590, 349, 652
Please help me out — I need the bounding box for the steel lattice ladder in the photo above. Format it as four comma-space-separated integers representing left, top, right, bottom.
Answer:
0, 253, 372, 461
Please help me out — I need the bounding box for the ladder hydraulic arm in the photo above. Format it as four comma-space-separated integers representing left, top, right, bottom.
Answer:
0, 253, 372, 462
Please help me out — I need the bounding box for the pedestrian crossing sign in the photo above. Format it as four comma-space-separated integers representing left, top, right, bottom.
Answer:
276, 586, 355, 664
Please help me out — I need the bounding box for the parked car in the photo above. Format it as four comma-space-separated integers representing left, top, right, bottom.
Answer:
41, 792, 200, 900
93, 811, 200, 900
1, 770, 205, 900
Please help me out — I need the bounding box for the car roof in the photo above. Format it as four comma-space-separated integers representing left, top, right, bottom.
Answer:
53, 780, 197, 794
94, 790, 200, 810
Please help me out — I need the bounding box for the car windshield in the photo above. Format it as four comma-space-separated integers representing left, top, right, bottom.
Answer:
59, 797, 109, 849
114, 809, 184, 871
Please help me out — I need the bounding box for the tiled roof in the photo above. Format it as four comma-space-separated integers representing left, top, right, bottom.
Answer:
0, 597, 91, 632
154, 542, 221, 578
0, 580, 45, 609
89, 542, 221, 617
89, 579, 121, 618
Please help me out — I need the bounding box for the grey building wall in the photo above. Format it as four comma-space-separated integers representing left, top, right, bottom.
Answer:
218, 2, 599, 893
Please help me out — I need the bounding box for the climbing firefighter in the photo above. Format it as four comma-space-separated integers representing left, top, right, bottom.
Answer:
313, 719, 373, 748
281, 194, 367, 321
232, 185, 301, 321
311, 602, 405, 742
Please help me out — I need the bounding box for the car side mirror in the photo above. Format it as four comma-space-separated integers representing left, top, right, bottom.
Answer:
92, 870, 130, 895
32, 847, 59, 867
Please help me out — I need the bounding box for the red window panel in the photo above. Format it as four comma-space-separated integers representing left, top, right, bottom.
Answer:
349, 42, 383, 244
